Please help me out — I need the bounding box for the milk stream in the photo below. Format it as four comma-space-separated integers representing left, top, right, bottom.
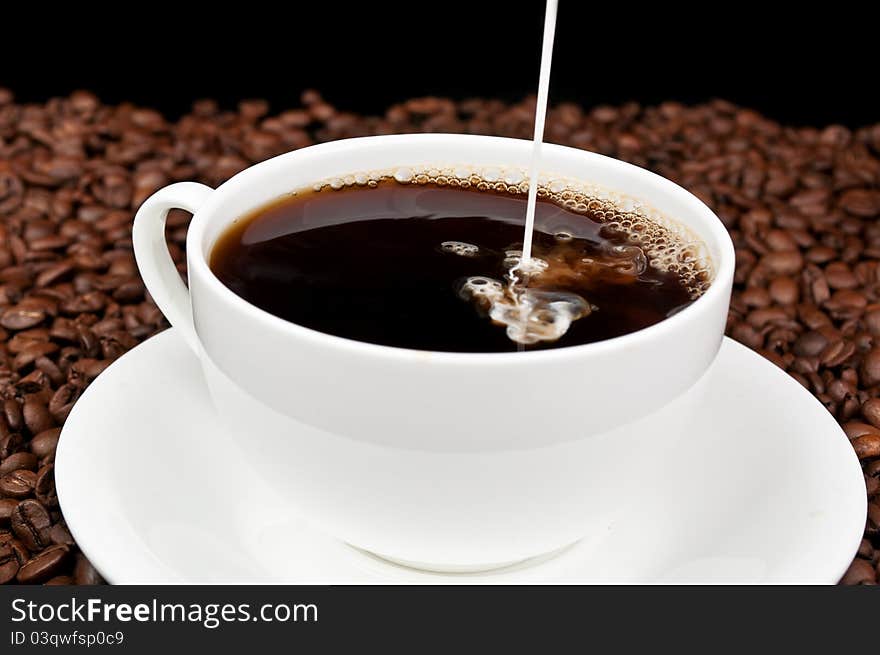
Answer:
515, 0, 558, 275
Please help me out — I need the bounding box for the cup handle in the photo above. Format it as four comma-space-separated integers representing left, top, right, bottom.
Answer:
133, 182, 214, 353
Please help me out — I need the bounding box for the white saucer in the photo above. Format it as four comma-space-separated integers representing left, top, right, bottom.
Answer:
56, 329, 866, 584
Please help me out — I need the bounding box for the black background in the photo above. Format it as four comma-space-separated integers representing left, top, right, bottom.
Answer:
0, 3, 877, 126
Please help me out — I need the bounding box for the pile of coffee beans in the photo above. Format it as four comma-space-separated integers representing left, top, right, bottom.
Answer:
0, 88, 877, 584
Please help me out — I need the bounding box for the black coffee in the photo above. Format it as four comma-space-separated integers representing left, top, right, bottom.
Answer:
210, 175, 710, 352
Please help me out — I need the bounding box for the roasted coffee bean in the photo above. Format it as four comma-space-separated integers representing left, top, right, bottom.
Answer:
3, 399, 23, 433
29, 428, 60, 458
0, 306, 46, 331
867, 501, 880, 537
35, 356, 64, 386
762, 251, 803, 276
840, 189, 880, 218
840, 558, 877, 585
820, 340, 856, 368
768, 277, 799, 305
852, 435, 880, 460
44, 575, 74, 585
22, 396, 54, 434
0, 451, 37, 475
0, 498, 17, 525
0, 469, 36, 499
0, 542, 19, 584
825, 263, 859, 290
34, 464, 56, 507
48, 523, 73, 546
16, 544, 69, 584
861, 347, 880, 386
862, 398, 880, 428
10, 499, 51, 551
73, 552, 103, 585
0, 532, 29, 565
0, 433, 24, 460
793, 331, 829, 357
48, 384, 80, 423
842, 422, 880, 439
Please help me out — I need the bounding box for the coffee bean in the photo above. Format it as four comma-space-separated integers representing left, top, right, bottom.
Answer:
806, 246, 836, 264
820, 340, 856, 368
0, 469, 36, 499
48, 523, 73, 546
35, 356, 64, 386
867, 470, 880, 499
762, 251, 804, 276
747, 307, 789, 328
22, 397, 54, 435
840, 189, 880, 218
0, 542, 19, 584
3, 399, 23, 433
865, 310, 880, 336
842, 422, 880, 439
852, 434, 880, 460
73, 552, 103, 585
48, 384, 80, 423
841, 558, 877, 585
13, 341, 59, 371
34, 465, 56, 507
793, 331, 829, 357
0, 306, 46, 330
767, 277, 799, 305
861, 347, 880, 386
16, 544, 69, 584
10, 499, 51, 551
0, 498, 17, 525
44, 575, 74, 585
0, 433, 24, 460
867, 501, 880, 537
0, 532, 30, 563
0, 451, 37, 476
824, 262, 859, 289
29, 428, 60, 458
862, 399, 880, 428
741, 287, 771, 308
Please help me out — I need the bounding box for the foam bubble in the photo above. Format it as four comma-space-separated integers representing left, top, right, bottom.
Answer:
440, 241, 481, 257
504, 170, 525, 185
393, 167, 413, 183
482, 167, 501, 182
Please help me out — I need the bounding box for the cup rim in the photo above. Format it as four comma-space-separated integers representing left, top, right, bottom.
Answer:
187, 133, 735, 363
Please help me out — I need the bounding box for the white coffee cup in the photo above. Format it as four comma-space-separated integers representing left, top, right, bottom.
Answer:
133, 134, 734, 572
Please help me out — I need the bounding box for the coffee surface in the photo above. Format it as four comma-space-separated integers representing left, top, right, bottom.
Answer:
211, 180, 704, 352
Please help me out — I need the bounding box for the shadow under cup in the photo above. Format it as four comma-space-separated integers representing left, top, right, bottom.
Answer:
136, 134, 735, 571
